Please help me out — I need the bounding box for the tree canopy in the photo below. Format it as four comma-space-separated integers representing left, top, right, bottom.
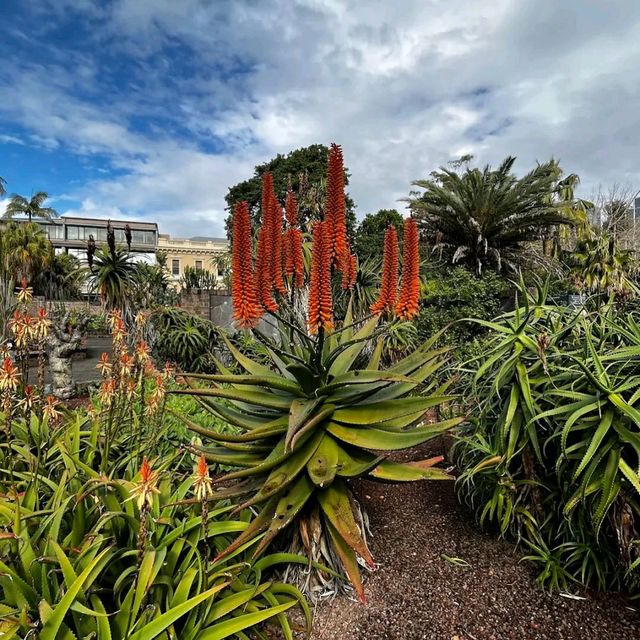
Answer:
355, 208, 404, 261
224, 144, 356, 235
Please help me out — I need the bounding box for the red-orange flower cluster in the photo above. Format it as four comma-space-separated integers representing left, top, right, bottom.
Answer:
307, 221, 333, 334
371, 226, 399, 314
395, 217, 421, 320
231, 201, 263, 328
283, 189, 304, 288
325, 144, 350, 273
271, 194, 286, 296
342, 252, 357, 290
256, 172, 284, 310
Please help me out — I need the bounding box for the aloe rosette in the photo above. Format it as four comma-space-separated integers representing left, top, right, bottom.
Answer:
172, 311, 462, 600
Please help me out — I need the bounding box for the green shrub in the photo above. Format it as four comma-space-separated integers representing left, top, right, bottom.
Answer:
151, 307, 219, 373
454, 279, 640, 592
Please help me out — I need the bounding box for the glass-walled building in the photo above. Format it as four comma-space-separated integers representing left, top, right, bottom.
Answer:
34, 216, 158, 262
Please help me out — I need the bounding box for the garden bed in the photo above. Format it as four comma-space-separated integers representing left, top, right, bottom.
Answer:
309, 448, 640, 640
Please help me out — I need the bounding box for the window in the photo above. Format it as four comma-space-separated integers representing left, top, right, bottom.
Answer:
195, 260, 203, 270
48, 224, 64, 239
172, 259, 180, 276
66, 226, 79, 240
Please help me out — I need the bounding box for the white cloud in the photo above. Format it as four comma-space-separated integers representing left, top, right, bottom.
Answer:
3, 0, 640, 236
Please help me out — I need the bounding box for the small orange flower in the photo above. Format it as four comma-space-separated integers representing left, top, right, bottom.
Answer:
135, 341, 150, 364
34, 308, 52, 341
395, 217, 421, 320
98, 378, 116, 406
42, 395, 61, 423
145, 375, 166, 415
119, 352, 133, 378
193, 454, 213, 501
10, 312, 32, 349
16, 277, 33, 305
96, 352, 112, 377
18, 385, 38, 414
162, 361, 174, 380
132, 458, 160, 510
307, 220, 334, 334
134, 311, 149, 327
126, 379, 137, 400
108, 309, 122, 330
0, 358, 20, 392
231, 201, 263, 327
111, 317, 126, 345
371, 226, 399, 314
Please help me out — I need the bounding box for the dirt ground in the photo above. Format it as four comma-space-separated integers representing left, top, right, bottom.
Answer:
309, 470, 640, 640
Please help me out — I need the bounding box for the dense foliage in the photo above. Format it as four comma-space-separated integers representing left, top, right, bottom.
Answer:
151, 307, 220, 373
224, 144, 356, 236
455, 281, 640, 591
0, 306, 308, 638
355, 209, 404, 262
416, 266, 510, 356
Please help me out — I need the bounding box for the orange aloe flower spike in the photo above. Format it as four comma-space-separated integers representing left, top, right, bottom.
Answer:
326, 143, 349, 273
395, 217, 421, 320
308, 220, 334, 334
231, 201, 263, 328
371, 226, 399, 313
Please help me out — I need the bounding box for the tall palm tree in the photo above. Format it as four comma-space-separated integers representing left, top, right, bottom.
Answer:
89, 246, 136, 313
4, 191, 57, 222
408, 157, 583, 276
0, 177, 6, 197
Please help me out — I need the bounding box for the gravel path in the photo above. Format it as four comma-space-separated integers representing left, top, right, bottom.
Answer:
310, 460, 640, 640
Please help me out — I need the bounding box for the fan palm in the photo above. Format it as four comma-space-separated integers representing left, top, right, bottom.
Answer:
89, 246, 136, 312
408, 157, 583, 275
4, 191, 57, 222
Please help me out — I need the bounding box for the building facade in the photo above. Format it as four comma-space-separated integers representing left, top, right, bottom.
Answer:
30, 216, 158, 262
157, 234, 228, 289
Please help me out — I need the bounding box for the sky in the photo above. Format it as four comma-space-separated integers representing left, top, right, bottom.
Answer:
1, 0, 640, 238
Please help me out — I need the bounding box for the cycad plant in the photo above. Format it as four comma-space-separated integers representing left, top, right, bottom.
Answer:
407, 156, 586, 275
566, 230, 635, 297
89, 246, 137, 315
172, 144, 462, 601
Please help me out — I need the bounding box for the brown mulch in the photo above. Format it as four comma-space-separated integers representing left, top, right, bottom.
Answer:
310, 450, 640, 640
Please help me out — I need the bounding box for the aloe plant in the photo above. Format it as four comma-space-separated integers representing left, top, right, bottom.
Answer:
455, 279, 640, 592
0, 412, 308, 639
170, 146, 461, 601
172, 312, 461, 601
